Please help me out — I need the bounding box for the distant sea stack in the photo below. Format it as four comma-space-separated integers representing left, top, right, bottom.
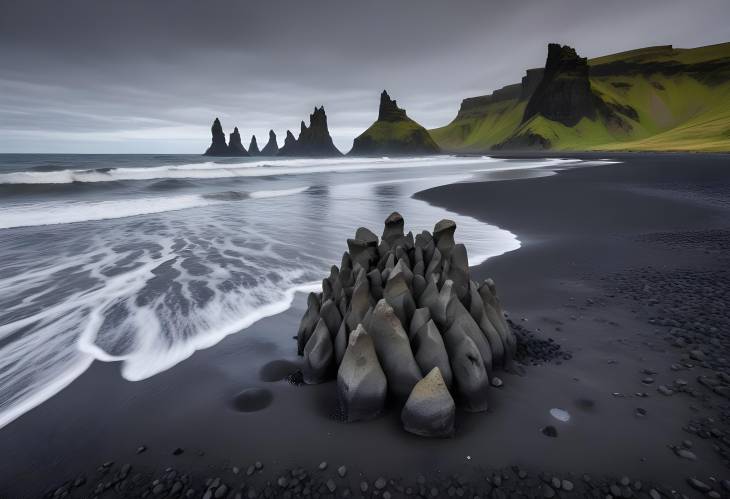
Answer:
349, 91, 440, 156
248, 135, 260, 155
227, 127, 249, 156
278, 130, 298, 155
203, 118, 230, 156
277, 106, 343, 157
260, 130, 279, 156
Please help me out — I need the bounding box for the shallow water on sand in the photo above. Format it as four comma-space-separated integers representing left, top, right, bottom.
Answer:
0, 154, 604, 428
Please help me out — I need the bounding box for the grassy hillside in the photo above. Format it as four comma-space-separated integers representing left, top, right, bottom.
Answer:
350, 117, 440, 155
432, 42, 730, 152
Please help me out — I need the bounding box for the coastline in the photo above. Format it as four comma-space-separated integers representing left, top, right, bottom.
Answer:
1, 152, 729, 497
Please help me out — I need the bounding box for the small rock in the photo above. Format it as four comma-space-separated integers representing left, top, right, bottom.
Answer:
562, 480, 574, 491
491, 377, 503, 388
172, 448, 184, 456
136, 446, 147, 454
318, 461, 328, 470
326, 479, 337, 493
674, 448, 697, 460
541, 425, 558, 438
375, 477, 387, 490
338, 465, 347, 477
686, 478, 711, 493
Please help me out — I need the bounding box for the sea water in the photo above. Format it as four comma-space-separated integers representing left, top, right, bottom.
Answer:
0, 153, 601, 428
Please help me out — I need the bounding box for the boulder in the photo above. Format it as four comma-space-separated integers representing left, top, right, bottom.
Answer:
319, 299, 343, 341
433, 219, 456, 259
383, 272, 416, 328
337, 325, 387, 422
469, 281, 505, 367
382, 212, 405, 245
303, 318, 334, 384
363, 299, 422, 400
442, 322, 490, 412
297, 292, 321, 355
412, 320, 453, 388
409, 307, 431, 341
446, 292, 493, 373
401, 367, 455, 438
347, 238, 378, 270
478, 280, 516, 360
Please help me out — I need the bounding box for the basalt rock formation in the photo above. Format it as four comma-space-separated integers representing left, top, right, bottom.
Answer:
227, 127, 249, 156
278, 130, 298, 156
295, 213, 517, 436
522, 44, 597, 127
260, 130, 279, 156
248, 135, 260, 155
349, 91, 441, 156
204, 118, 230, 156
277, 106, 342, 157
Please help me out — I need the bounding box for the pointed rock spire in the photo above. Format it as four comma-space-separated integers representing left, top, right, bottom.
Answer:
260, 130, 278, 156
278, 106, 342, 157
378, 90, 408, 122
227, 126, 249, 156
203, 117, 229, 156
248, 135, 260, 155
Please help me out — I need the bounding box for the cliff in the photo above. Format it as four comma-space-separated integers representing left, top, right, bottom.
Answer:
431, 41, 730, 152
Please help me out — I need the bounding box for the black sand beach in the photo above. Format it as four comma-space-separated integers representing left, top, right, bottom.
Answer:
2, 153, 730, 498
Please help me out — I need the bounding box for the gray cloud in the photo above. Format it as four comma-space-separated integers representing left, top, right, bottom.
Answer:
1, 0, 729, 153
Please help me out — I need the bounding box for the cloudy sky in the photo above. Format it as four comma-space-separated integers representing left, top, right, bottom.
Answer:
1, 0, 729, 154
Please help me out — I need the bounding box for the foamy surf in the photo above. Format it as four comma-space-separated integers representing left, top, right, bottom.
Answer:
0, 154, 618, 430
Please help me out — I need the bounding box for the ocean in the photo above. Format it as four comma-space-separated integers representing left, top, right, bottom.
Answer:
0, 153, 602, 429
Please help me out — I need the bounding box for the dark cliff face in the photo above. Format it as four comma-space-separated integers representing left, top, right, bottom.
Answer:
227, 127, 249, 156
277, 106, 343, 157
350, 90, 440, 156
522, 44, 597, 127
378, 90, 408, 122
260, 130, 278, 156
203, 118, 230, 156
248, 135, 260, 155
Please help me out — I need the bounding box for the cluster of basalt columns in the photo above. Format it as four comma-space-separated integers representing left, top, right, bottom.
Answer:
296, 212, 517, 437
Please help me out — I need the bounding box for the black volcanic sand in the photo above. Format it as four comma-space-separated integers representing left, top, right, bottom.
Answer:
2, 153, 730, 498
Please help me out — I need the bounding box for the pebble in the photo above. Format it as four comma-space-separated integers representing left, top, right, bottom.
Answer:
360, 481, 369, 492
686, 478, 711, 493
542, 484, 556, 498
562, 480, 574, 491
318, 461, 327, 470
491, 376, 504, 388
375, 477, 387, 490
172, 447, 184, 456
325, 479, 336, 493
674, 448, 697, 460
657, 385, 674, 396
254, 461, 263, 470
635, 408, 647, 417
214, 485, 228, 498
136, 446, 147, 454
649, 489, 661, 499
541, 425, 558, 437
337, 465, 347, 477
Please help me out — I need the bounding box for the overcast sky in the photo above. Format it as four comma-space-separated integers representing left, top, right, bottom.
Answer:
1, 0, 729, 154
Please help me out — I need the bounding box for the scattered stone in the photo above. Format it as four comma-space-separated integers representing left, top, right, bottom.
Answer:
541, 425, 558, 438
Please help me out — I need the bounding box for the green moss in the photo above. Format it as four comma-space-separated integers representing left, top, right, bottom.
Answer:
431, 42, 730, 153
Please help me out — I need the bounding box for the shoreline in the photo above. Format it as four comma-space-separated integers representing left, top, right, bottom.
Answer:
1, 152, 729, 498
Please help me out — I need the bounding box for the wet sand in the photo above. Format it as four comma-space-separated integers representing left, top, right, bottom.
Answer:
1, 153, 729, 498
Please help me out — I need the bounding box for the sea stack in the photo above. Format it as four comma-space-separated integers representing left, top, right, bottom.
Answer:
278, 106, 342, 157
278, 130, 298, 155
260, 130, 279, 156
349, 91, 440, 156
203, 118, 230, 156
248, 135, 260, 155
227, 127, 249, 156
295, 213, 518, 436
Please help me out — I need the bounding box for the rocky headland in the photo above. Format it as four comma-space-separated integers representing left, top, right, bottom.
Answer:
296, 213, 516, 437
349, 91, 441, 156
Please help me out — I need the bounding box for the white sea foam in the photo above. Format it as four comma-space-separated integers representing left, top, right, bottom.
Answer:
0, 186, 310, 229
0, 155, 500, 184
0, 155, 618, 430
